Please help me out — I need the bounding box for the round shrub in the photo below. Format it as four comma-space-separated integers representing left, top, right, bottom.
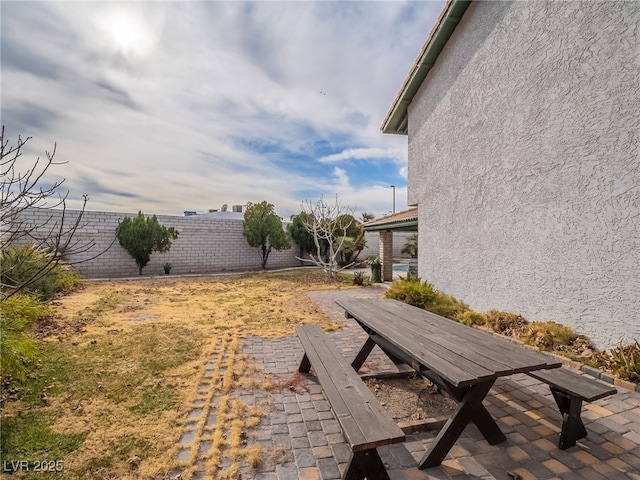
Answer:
384, 277, 436, 309
0, 245, 81, 300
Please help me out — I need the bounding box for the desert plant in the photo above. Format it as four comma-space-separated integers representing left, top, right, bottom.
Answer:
401, 233, 418, 258
0, 294, 51, 381
1, 245, 81, 301
366, 255, 382, 283
483, 309, 529, 337
117, 212, 179, 275
609, 341, 640, 381
352, 271, 366, 286
519, 321, 578, 351
163, 262, 172, 274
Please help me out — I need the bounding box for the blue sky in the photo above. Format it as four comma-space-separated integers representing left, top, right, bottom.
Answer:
1, 1, 444, 219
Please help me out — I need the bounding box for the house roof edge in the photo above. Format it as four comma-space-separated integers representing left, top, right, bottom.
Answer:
380, 0, 471, 135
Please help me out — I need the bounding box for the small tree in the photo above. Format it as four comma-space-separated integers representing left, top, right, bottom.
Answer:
361, 212, 376, 223
296, 196, 357, 279
243, 201, 291, 269
289, 211, 327, 259
335, 214, 366, 266
402, 233, 419, 258
117, 212, 179, 275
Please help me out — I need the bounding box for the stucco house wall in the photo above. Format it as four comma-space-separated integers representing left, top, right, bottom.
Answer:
406, 1, 639, 348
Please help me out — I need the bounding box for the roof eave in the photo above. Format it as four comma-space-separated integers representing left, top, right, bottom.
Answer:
380, 0, 471, 135
364, 220, 418, 232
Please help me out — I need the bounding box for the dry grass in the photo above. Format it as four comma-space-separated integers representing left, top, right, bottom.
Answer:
1, 269, 351, 479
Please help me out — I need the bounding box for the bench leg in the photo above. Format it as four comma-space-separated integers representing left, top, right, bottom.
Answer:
419, 379, 502, 468
298, 353, 311, 373
550, 389, 587, 449
344, 449, 390, 480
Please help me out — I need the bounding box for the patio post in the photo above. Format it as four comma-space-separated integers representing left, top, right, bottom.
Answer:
380, 229, 393, 282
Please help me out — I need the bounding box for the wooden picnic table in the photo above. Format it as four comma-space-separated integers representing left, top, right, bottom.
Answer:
336, 298, 562, 468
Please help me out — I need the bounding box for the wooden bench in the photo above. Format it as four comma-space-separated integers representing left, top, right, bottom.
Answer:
528, 367, 617, 449
296, 325, 406, 480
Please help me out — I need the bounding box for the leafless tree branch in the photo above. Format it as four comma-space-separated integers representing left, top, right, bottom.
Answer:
1, 126, 112, 300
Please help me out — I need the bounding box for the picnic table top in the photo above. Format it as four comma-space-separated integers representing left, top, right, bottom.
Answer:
336, 298, 561, 388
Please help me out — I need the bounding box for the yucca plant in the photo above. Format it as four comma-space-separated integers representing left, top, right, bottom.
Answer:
610, 341, 640, 381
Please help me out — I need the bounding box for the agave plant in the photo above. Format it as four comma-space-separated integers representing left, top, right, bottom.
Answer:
610, 341, 640, 381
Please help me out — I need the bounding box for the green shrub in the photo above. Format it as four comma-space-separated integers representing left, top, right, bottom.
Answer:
429, 291, 470, 321
519, 321, 577, 351
456, 311, 486, 327
384, 277, 437, 309
1, 245, 81, 300
0, 294, 51, 381
384, 277, 470, 320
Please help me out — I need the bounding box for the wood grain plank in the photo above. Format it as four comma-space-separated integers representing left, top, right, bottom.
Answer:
337, 298, 561, 383
296, 325, 405, 451
337, 300, 494, 386
528, 368, 617, 402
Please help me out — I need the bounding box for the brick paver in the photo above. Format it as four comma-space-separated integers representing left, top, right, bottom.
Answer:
171, 287, 640, 479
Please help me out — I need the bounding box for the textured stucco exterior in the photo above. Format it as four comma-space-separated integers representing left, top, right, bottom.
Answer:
407, 1, 639, 348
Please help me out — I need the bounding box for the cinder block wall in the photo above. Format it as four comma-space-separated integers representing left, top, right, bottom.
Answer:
9, 208, 414, 279
10, 208, 301, 278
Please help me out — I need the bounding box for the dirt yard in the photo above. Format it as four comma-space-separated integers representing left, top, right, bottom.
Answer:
2, 269, 455, 479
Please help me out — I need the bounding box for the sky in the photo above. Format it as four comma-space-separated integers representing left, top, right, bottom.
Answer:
1, 0, 444, 220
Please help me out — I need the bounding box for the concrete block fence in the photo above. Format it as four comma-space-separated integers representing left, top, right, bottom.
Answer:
8, 208, 412, 279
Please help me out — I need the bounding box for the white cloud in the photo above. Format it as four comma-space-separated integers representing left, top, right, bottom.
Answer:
318, 147, 406, 164
1, 1, 444, 219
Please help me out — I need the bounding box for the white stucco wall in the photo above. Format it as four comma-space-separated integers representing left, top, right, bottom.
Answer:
407, 1, 639, 348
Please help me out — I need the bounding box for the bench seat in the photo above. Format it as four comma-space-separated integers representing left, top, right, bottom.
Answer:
297, 325, 405, 480
528, 367, 617, 449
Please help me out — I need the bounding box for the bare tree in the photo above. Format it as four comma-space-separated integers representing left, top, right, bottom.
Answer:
1, 126, 98, 299
296, 196, 357, 279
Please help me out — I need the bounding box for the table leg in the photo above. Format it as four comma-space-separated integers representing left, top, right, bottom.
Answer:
418, 379, 499, 468
421, 372, 506, 445
351, 336, 376, 371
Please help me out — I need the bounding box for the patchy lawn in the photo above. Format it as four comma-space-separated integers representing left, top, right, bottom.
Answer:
1, 269, 348, 479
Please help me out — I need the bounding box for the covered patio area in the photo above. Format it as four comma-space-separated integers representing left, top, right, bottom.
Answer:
363, 208, 418, 281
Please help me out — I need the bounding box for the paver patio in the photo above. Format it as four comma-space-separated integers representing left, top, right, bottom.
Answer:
173, 288, 640, 479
